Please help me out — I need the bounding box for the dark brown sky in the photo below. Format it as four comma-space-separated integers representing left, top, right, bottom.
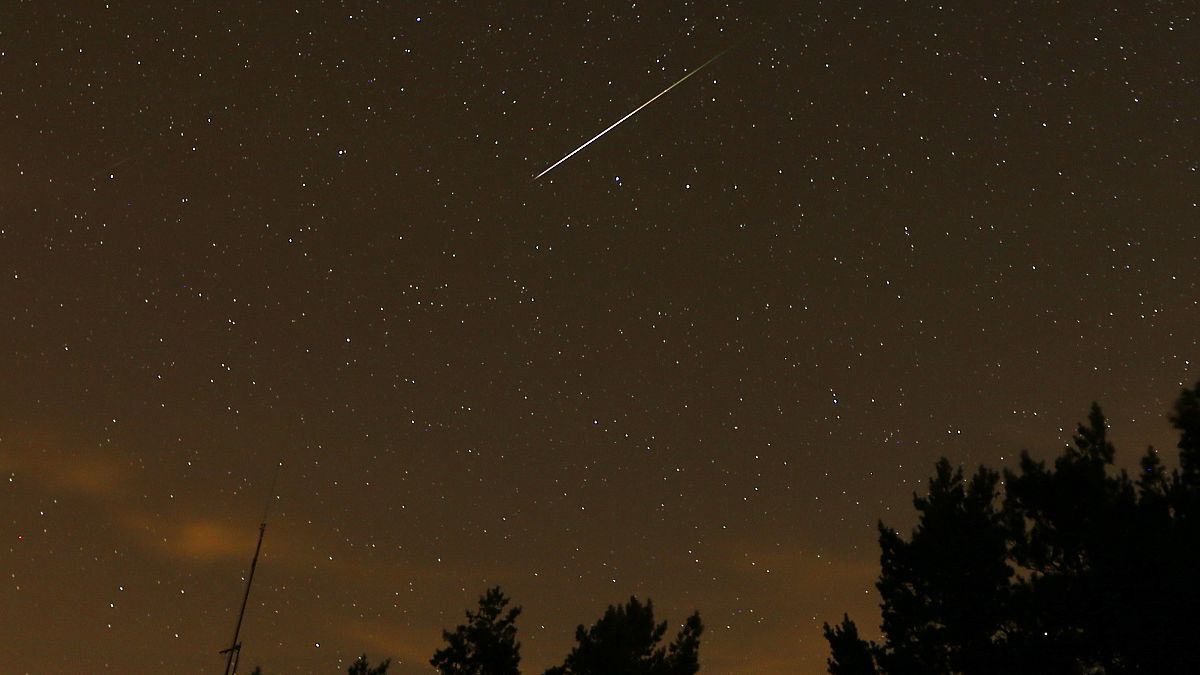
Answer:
2, 2, 1196, 673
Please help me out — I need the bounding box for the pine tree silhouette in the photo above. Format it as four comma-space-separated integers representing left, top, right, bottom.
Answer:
545, 596, 703, 675
431, 586, 522, 675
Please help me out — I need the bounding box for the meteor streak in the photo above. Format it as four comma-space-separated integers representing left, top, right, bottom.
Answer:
533, 49, 728, 181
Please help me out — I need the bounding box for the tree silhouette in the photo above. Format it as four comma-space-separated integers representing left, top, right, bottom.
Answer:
545, 596, 703, 675
347, 653, 390, 675
1001, 403, 1135, 672
822, 614, 877, 675
431, 586, 522, 675
665, 611, 704, 675
876, 459, 1012, 675
1173, 383, 1200, 485
826, 383, 1200, 674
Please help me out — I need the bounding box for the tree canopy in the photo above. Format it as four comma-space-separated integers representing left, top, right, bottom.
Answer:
825, 383, 1200, 674
544, 596, 703, 675
431, 586, 523, 675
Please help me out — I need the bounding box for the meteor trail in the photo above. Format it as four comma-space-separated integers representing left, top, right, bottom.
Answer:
533, 49, 728, 181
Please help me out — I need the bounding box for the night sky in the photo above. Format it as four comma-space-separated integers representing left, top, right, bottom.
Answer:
2, 2, 1197, 673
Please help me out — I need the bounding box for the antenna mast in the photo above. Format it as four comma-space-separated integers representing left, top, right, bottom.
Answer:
220, 521, 265, 675
220, 465, 280, 675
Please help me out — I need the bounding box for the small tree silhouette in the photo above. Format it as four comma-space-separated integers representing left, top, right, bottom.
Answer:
545, 596, 703, 675
431, 586, 522, 675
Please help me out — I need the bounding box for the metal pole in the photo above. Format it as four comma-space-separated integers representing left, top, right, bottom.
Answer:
222, 521, 266, 675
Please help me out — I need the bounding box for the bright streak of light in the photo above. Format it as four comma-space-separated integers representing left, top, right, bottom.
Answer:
533, 49, 728, 182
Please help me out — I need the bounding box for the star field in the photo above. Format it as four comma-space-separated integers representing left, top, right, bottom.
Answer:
1, 2, 1197, 673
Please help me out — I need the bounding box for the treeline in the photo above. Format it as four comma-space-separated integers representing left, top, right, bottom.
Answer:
825, 382, 1200, 674
252, 591, 702, 675
254, 382, 1200, 674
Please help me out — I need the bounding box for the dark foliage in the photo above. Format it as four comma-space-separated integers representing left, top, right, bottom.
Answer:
431, 586, 522, 675
823, 614, 877, 675
826, 383, 1200, 674
545, 596, 703, 675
